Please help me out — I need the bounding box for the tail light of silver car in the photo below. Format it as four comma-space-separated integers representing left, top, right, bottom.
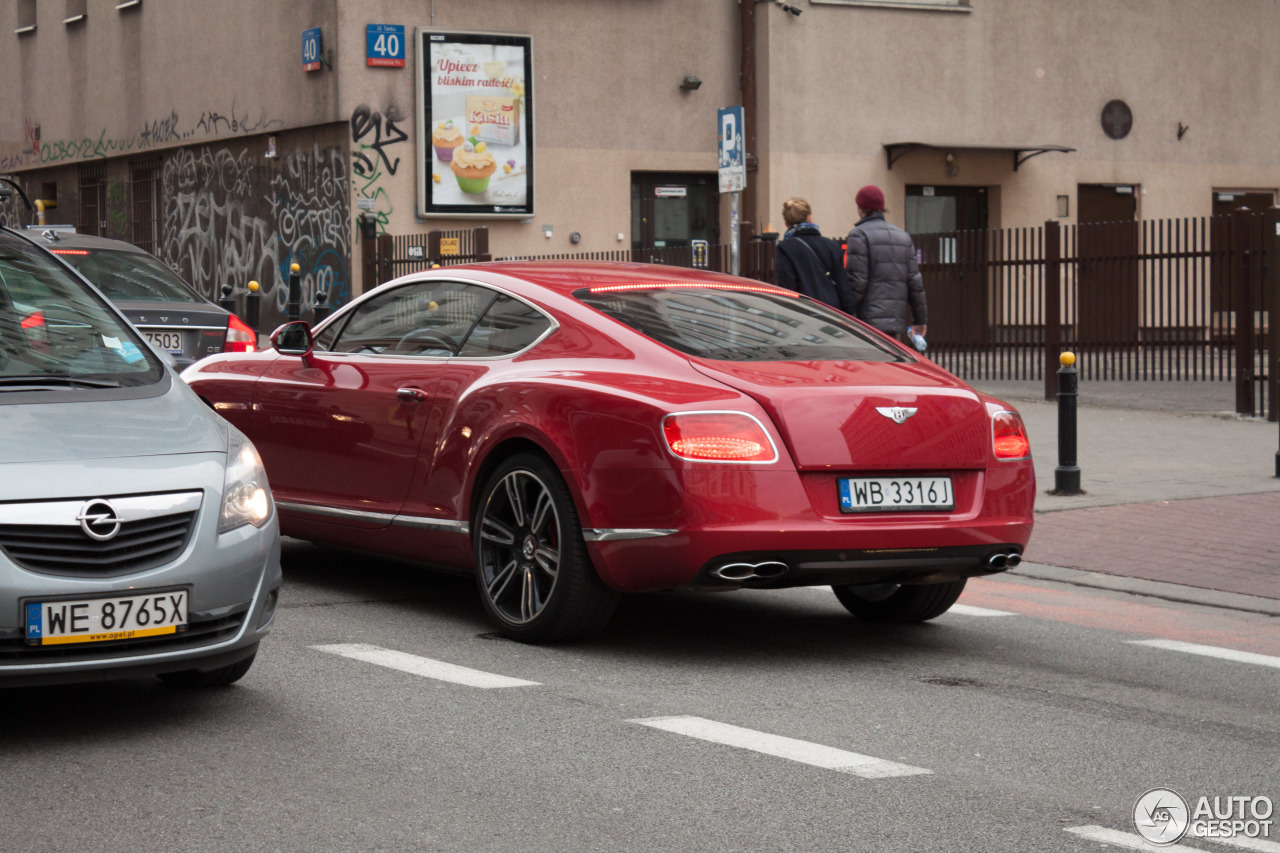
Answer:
223, 314, 258, 354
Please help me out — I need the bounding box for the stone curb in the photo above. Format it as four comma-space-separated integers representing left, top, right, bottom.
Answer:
1007, 562, 1280, 618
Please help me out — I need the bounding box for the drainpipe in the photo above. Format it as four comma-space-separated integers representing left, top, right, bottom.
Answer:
35, 199, 56, 226
739, 0, 757, 236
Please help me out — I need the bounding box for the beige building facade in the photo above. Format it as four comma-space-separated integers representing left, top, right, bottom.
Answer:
2, 0, 1278, 326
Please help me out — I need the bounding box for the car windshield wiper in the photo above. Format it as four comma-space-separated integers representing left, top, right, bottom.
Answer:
0, 375, 123, 391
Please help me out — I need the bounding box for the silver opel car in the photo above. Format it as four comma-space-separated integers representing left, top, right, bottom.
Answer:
0, 223, 281, 688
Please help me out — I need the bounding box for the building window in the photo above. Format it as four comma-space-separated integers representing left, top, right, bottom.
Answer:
78, 163, 107, 236
130, 158, 161, 253
15, 0, 37, 34
810, 0, 969, 9
64, 0, 86, 25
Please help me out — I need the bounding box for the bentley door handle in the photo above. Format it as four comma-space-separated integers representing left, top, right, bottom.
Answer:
396, 387, 428, 403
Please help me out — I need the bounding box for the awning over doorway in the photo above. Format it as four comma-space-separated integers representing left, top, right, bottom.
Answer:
883, 142, 1076, 171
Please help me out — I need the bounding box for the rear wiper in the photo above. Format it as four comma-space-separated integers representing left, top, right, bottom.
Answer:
0, 375, 122, 391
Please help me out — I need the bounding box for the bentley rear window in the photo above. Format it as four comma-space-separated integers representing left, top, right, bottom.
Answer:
574, 285, 903, 362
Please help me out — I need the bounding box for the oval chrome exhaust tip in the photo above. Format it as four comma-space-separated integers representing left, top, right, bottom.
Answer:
987, 553, 1008, 569
1004, 553, 1022, 569
752, 561, 789, 579
712, 563, 758, 582
710, 561, 791, 582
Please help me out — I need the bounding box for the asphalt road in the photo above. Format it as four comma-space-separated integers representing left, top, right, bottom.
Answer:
2, 539, 1276, 853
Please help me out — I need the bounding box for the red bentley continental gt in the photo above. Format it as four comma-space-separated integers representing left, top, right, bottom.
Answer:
182, 262, 1034, 642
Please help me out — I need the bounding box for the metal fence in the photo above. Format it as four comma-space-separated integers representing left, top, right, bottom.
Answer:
368, 212, 1279, 419
916, 212, 1277, 419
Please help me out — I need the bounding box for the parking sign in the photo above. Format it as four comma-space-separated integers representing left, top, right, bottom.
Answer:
718, 106, 746, 193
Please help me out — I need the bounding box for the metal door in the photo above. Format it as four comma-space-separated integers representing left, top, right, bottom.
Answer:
906, 185, 988, 343
631, 172, 719, 262
1077, 184, 1139, 344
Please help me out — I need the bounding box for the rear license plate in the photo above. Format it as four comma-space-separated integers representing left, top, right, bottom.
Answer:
25, 590, 188, 646
144, 330, 184, 353
839, 477, 954, 512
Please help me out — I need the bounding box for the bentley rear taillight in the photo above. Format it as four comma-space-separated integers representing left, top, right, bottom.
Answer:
662, 412, 778, 463
224, 314, 258, 354
992, 410, 1031, 460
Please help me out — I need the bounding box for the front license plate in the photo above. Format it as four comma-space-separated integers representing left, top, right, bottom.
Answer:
839, 477, 954, 513
24, 590, 188, 646
144, 330, 184, 353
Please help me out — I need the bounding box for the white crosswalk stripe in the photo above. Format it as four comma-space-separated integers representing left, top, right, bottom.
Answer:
311, 643, 540, 688
629, 715, 931, 779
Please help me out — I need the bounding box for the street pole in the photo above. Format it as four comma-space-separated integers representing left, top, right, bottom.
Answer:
730, 192, 740, 276
1053, 350, 1082, 495
286, 262, 301, 321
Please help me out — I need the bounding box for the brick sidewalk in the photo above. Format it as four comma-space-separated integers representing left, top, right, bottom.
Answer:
1026, 492, 1280, 600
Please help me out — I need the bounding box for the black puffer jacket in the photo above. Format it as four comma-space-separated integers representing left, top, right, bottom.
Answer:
845, 212, 927, 336
774, 228, 855, 314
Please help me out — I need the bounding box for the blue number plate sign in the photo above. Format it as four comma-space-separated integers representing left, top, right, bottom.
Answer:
302, 27, 322, 72
367, 24, 405, 67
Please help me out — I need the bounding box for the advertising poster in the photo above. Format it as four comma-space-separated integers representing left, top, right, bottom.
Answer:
416, 29, 533, 217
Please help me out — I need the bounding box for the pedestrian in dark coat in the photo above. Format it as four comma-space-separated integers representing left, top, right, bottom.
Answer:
773, 197, 855, 314
845, 185, 927, 343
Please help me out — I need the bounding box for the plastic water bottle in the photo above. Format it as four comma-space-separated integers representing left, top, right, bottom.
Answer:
909, 328, 927, 352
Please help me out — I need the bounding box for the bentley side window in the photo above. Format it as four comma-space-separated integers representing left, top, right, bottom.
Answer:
457, 294, 552, 358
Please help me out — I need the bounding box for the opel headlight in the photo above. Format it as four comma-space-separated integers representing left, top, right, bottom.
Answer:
219, 428, 273, 533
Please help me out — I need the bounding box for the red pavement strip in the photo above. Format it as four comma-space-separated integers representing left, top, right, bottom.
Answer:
1024, 493, 1280, 601
963, 579, 1280, 658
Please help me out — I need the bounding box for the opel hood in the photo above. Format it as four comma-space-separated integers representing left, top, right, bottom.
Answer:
0, 381, 227, 465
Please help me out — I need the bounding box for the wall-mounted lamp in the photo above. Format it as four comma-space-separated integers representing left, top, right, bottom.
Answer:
757, 0, 802, 15
944, 150, 958, 177
543, 224, 554, 239
570, 231, 582, 244
680, 75, 702, 91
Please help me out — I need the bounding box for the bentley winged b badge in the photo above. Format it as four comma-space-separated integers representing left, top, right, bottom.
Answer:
875, 406, 918, 424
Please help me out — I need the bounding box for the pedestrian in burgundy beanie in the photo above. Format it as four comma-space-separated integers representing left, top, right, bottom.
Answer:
845, 185, 928, 347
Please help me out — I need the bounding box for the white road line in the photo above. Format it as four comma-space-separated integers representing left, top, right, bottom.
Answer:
948, 603, 1016, 617
311, 643, 539, 688
1128, 639, 1280, 670
628, 715, 931, 779
1065, 825, 1202, 850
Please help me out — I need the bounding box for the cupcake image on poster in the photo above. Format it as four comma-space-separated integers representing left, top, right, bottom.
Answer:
451, 140, 497, 193
432, 119, 463, 162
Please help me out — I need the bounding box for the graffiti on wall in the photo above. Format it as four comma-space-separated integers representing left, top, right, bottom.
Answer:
0, 198, 20, 229
351, 104, 408, 235
161, 143, 350, 329
1, 104, 284, 171
270, 146, 352, 315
